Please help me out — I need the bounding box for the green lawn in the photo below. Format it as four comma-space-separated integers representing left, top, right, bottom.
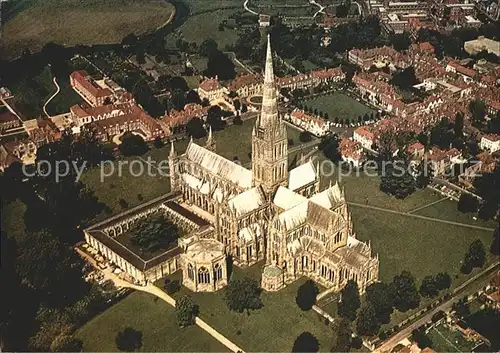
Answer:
164, 263, 335, 352
1, 0, 175, 59
75, 291, 229, 352
351, 206, 495, 285
302, 92, 375, 122
427, 324, 477, 352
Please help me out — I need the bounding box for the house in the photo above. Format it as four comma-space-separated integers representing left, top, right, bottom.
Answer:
424, 147, 463, 176
407, 142, 425, 159
339, 138, 365, 168
70, 71, 114, 107
28, 119, 61, 147
69, 103, 132, 128
445, 61, 477, 82
353, 126, 375, 149
0, 111, 21, 132
198, 77, 228, 103
459, 152, 496, 186
161, 103, 210, 132
286, 109, 331, 137
93, 105, 165, 142
259, 14, 271, 27
480, 134, 500, 153
226, 74, 263, 98
464, 36, 500, 57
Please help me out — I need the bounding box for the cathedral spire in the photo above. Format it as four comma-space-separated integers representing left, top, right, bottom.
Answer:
169, 140, 175, 157
256, 34, 279, 130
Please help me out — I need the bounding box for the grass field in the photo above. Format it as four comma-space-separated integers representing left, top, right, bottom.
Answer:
163, 263, 336, 352
302, 92, 375, 122
0, 0, 175, 59
75, 291, 229, 352
426, 324, 478, 352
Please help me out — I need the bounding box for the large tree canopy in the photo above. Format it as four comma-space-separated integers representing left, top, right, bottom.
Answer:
131, 214, 179, 252
391, 271, 420, 312
338, 280, 361, 321
223, 277, 263, 313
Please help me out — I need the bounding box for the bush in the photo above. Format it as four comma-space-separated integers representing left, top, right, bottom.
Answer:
164, 279, 180, 294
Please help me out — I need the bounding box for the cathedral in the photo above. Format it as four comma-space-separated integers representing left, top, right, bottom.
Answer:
169, 35, 379, 294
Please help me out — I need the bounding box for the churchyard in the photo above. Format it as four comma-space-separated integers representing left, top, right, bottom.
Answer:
300, 92, 376, 123
0, 0, 175, 59
158, 263, 337, 352
75, 291, 228, 352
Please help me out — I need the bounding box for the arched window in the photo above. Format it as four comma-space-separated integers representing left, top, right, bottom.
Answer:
214, 263, 223, 281
188, 263, 194, 280
198, 267, 210, 284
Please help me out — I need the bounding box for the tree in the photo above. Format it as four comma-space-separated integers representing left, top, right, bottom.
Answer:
319, 135, 341, 162
175, 295, 198, 327
292, 332, 319, 353
332, 318, 352, 352
356, 303, 380, 336
164, 279, 180, 295
461, 239, 485, 273
454, 111, 464, 139
171, 89, 186, 111
295, 280, 319, 311
199, 39, 218, 57
391, 271, 420, 312
491, 225, 500, 256
186, 117, 207, 139
452, 297, 470, 318
468, 100, 486, 127
457, 193, 478, 213
121, 33, 138, 48
299, 131, 313, 143
186, 90, 201, 105
233, 99, 241, 111
365, 282, 394, 324
136, 50, 146, 65
119, 199, 129, 209
50, 335, 83, 352
115, 327, 142, 352
206, 106, 226, 131
223, 277, 263, 313
153, 136, 163, 149
389, 32, 411, 51
16, 230, 89, 307
380, 162, 416, 199
412, 327, 432, 349
419, 275, 438, 298
415, 159, 434, 189
430, 118, 453, 149
338, 280, 361, 321
434, 272, 451, 290
233, 115, 243, 125
130, 214, 179, 252
119, 133, 148, 157
204, 50, 236, 80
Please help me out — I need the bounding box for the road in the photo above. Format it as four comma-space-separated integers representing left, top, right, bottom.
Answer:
43, 77, 60, 118
375, 261, 499, 353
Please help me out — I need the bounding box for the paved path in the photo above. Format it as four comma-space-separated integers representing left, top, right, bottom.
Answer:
406, 197, 448, 214
375, 261, 499, 353
43, 77, 60, 118
77, 248, 245, 353
310, 0, 325, 17
349, 202, 495, 232
243, 0, 258, 15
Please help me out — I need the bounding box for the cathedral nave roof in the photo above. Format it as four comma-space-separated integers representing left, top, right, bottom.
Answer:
228, 186, 266, 217
184, 142, 252, 189
288, 160, 317, 191
308, 182, 345, 210
273, 186, 307, 210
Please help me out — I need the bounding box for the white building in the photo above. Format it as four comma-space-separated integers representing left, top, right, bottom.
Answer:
480, 134, 500, 154
353, 127, 375, 149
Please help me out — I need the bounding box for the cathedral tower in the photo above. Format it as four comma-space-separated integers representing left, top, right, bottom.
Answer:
252, 35, 288, 195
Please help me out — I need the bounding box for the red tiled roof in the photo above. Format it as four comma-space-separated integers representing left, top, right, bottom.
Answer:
227, 74, 262, 92
354, 127, 374, 140
408, 142, 424, 153
70, 71, 113, 98
0, 112, 18, 124
482, 134, 500, 142
290, 110, 325, 127
199, 78, 222, 92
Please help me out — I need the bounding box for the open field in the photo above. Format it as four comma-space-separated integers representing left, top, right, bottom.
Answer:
302, 92, 375, 122
351, 206, 496, 285
0, 0, 175, 59
163, 263, 336, 352
75, 291, 229, 352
